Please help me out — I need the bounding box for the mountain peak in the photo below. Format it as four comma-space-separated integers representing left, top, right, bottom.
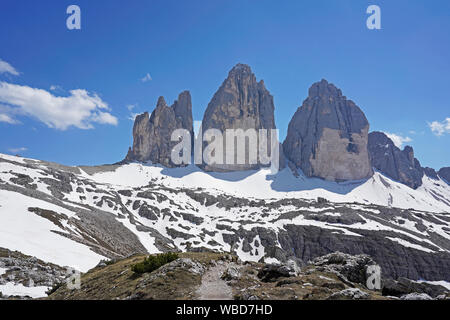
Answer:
308, 79, 342, 99
229, 63, 252, 75
201, 63, 282, 171
125, 92, 193, 166
283, 80, 371, 182
368, 131, 424, 189
156, 96, 168, 108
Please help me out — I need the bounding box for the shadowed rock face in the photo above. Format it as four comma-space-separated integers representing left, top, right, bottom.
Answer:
439, 167, 450, 184
368, 131, 424, 189
172, 91, 194, 140
125, 92, 193, 167
201, 63, 285, 171
283, 79, 373, 182
423, 167, 439, 180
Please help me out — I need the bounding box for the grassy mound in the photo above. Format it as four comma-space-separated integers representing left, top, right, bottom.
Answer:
131, 252, 179, 274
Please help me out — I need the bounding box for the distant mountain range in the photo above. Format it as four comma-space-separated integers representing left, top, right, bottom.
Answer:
1, 63, 450, 299
126, 63, 450, 188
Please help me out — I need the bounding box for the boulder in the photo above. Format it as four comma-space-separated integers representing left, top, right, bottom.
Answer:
400, 293, 433, 300
382, 277, 449, 298
221, 266, 241, 281
309, 252, 380, 289
257, 261, 299, 282
326, 288, 369, 300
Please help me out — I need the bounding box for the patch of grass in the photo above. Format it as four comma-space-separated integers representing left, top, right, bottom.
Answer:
131, 252, 179, 274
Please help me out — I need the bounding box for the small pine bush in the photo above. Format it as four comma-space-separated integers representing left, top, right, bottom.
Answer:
103, 259, 116, 266
131, 252, 179, 274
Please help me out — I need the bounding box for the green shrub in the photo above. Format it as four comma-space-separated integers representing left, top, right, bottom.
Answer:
101, 259, 116, 266
131, 252, 179, 274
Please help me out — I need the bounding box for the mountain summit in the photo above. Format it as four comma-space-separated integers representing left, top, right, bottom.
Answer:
125, 91, 193, 167
201, 63, 284, 171
368, 131, 424, 189
283, 79, 373, 182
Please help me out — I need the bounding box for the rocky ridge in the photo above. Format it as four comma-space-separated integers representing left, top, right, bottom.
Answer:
123, 64, 447, 190
125, 91, 193, 167
368, 131, 424, 189
439, 167, 450, 184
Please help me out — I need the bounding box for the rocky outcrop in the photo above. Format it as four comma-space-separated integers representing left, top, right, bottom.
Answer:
283, 79, 373, 182
201, 63, 284, 171
0, 247, 68, 299
257, 261, 300, 282
309, 252, 380, 288
382, 277, 449, 298
327, 288, 370, 300
439, 167, 450, 184
368, 131, 424, 189
125, 92, 194, 167
172, 91, 194, 138
424, 167, 439, 180
276, 224, 450, 281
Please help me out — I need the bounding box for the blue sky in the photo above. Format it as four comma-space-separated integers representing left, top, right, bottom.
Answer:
0, 0, 449, 168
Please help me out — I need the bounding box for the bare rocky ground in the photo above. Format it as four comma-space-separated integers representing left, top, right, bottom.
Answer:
0, 247, 68, 300
45, 251, 450, 301
196, 260, 233, 300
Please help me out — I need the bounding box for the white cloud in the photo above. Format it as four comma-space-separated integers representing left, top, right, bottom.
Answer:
0, 59, 20, 76
128, 113, 139, 121
8, 147, 27, 154
141, 73, 152, 82
383, 132, 412, 148
0, 113, 20, 124
49, 85, 64, 93
127, 104, 139, 121
428, 118, 450, 136
0, 82, 118, 130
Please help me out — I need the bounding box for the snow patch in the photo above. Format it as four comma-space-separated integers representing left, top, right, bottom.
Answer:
0, 282, 49, 298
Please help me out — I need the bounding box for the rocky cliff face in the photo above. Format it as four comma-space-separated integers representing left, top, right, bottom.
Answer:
423, 167, 439, 180
368, 132, 424, 189
283, 79, 373, 182
125, 92, 194, 167
201, 63, 284, 171
438, 167, 450, 184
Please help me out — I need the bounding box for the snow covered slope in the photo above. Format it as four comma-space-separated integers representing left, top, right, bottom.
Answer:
1, 153, 450, 283
87, 162, 450, 213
